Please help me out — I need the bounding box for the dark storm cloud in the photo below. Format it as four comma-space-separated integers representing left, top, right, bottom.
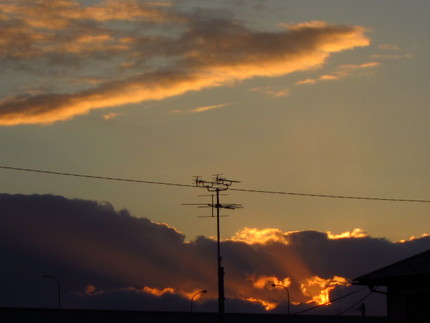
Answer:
0, 193, 428, 313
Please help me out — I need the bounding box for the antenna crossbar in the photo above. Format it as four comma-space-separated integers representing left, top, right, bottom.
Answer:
184, 175, 242, 323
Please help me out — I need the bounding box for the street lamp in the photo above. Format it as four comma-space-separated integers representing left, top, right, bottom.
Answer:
272, 283, 290, 314
42, 275, 61, 309
190, 290, 207, 312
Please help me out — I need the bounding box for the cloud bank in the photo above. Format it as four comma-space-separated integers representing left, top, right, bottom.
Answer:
0, 0, 370, 125
1, 193, 429, 314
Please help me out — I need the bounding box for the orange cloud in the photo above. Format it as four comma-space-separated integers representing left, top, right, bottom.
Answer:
102, 112, 121, 120
0, 0, 171, 30
246, 297, 278, 311
231, 227, 369, 244
296, 78, 317, 85
338, 62, 380, 70
280, 20, 329, 30
300, 275, 350, 305
378, 43, 401, 51
142, 286, 175, 296
170, 103, 227, 114
84, 284, 97, 295
250, 87, 289, 97
0, 0, 173, 62
250, 275, 291, 289
296, 61, 379, 85
371, 44, 411, 60
327, 228, 368, 239
397, 233, 429, 243
231, 227, 288, 244
0, 3, 370, 126
190, 103, 227, 113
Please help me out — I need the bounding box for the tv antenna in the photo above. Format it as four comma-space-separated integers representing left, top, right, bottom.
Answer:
183, 174, 242, 322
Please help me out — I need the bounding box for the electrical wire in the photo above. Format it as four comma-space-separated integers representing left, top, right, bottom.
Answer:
230, 187, 430, 203
293, 288, 366, 315
337, 290, 373, 316
0, 165, 195, 188
1, 165, 430, 203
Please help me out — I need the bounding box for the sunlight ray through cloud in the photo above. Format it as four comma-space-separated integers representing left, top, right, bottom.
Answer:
300, 276, 350, 305
1, 193, 429, 313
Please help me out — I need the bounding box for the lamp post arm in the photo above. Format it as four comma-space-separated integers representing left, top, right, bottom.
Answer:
190, 290, 207, 312
42, 275, 61, 309
272, 284, 290, 315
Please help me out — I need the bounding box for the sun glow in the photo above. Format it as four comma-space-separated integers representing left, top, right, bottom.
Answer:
180, 289, 207, 300
231, 227, 287, 244
246, 297, 278, 311
397, 233, 429, 243
84, 284, 97, 295
251, 275, 291, 289
142, 286, 175, 296
300, 276, 349, 305
327, 228, 367, 239
143, 286, 210, 301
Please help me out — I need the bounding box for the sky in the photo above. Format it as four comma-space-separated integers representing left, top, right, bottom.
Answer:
0, 0, 430, 314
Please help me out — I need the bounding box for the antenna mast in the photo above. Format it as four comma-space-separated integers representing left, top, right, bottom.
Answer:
184, 174, 242, 323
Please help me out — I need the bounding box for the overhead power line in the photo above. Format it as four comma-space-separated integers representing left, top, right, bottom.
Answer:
229, 187, 430, 203
1, 165, 430, 203
293, 288, 366, 315
337, 290, 373, 316
0, 165, 194, 188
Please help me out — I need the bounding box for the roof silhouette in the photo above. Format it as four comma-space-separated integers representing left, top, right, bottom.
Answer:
354, 249, 430, 286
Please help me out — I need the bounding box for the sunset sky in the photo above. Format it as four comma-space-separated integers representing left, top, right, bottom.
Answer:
0, 0, 430, 314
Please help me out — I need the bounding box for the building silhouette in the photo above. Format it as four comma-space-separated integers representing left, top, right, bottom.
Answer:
354, 249, 430, 323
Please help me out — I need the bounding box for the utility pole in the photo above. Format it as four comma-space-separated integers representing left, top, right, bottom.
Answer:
183, 175, 242, 323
